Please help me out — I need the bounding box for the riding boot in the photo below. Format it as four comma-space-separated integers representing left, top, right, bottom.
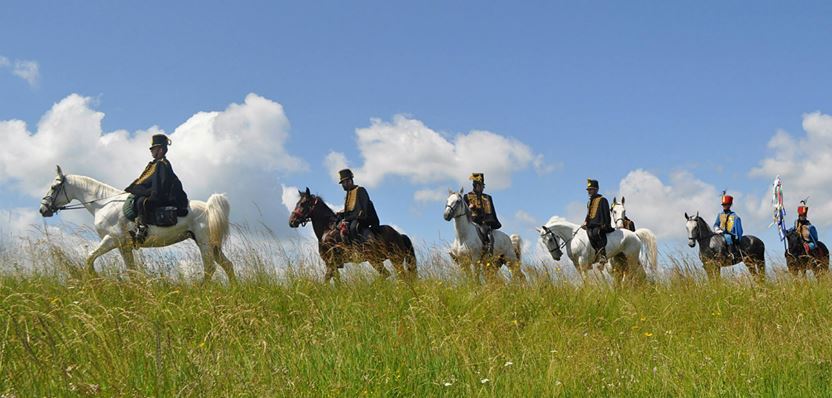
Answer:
485, 231, 494, 255
596, 247, 608, 264
130, 216, 149, 246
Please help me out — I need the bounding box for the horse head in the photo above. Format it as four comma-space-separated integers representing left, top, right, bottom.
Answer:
443, 188, 467, 221
289, 187, 317, 228
611, 196, 627, 228
40, 165, 70, 217
684, 211, 702, 248
537, 225, 563, 261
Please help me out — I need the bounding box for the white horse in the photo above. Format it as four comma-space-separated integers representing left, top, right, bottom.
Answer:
537, 216, 654, 283
39, 166, 235, 282
443, 189, 524, 281
610, 196, 659, 274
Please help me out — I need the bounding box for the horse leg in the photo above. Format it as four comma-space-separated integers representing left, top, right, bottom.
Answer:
505, 258, 525, 283
86, 235, 118, 275
198, 244, 217, 284
745, 259, 766, 283
117, 247, 138, 275
213, 246, 237, 284
369, 261, 391, 279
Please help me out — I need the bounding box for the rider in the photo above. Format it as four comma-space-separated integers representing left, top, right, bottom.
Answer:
335, 168, 380, 243
789, 201, 819, 255
583, 179, 614, 262
125, 134, 189, 243
464, 173, 502, 255
713, 193, 743, 261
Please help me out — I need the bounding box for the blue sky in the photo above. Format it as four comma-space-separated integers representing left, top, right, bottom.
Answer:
2, 1, 832, 260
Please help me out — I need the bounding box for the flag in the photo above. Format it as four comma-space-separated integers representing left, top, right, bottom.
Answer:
771, 176, 788, 245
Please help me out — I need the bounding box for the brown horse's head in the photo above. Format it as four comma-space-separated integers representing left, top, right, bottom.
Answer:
289, 187, 317, 228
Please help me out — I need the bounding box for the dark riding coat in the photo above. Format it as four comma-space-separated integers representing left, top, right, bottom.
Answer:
585, 194, 614, 250
125, 158, 189, 217
464, 192, 502, 229
341, 186, 380, 230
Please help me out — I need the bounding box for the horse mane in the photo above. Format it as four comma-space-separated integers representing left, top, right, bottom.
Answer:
68, 174, 123, 198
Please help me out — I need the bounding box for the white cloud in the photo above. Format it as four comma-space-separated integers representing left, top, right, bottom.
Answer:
323, 152, 349, 183
613, 169, 722, 239
0, 56, 39, 86
751, 112, 832, 227
326, 115, 553, 190
0, 93, 306, 238
12, 60, 39, 86
414, 188, 449, 203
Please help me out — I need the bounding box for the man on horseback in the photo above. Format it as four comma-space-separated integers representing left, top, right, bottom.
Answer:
125, 134, 189, 243
789, 201, 819, 255
713, 193, 743, 261
583, 179, 614, 263
464, 173, 502, 255
335, 168, 380, 244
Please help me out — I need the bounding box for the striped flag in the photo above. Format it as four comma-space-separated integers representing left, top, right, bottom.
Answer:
771, 176, 788, 246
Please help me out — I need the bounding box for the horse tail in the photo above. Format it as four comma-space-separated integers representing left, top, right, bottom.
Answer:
510, 234, 523, 261
635, 228, 658, 273
206, 193, 231, 247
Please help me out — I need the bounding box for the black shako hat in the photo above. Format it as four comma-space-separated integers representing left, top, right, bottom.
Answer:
338, 169, 354, 183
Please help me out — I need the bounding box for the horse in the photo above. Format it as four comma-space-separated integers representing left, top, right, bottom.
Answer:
443, 189, 524, 282
610, 196, 659, 274
784, 228, 829, 277
537, 216, 653, 284
39, 166, 235, 282
684, 212, 766, 281
288, 187, 417, 283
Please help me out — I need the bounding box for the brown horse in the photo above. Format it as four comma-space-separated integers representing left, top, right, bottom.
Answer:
288, 188, 417, 283
785, 228, 829, 277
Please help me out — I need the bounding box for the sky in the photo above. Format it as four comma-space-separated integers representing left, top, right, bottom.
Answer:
2, 1, 832, 265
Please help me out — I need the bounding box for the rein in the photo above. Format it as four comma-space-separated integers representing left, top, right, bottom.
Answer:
43, 177, 125, 213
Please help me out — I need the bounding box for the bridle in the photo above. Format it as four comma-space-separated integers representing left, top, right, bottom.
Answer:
41, 175, 124, 215
291, 196, 319, 227
444, 194, 466, 220
41, 176, 72, 214
540, 225, 567, 258
611, 202, 627, 226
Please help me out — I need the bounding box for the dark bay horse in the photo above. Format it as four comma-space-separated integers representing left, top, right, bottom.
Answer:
684, 213, 766, 281
288, 188, 417, 283
784, 229, 829, 277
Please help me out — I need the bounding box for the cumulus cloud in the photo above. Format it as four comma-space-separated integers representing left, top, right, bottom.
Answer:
0, 56, 39, 86
325, 115, 554, 190
0, 93, 306, 237
413, 188, 449, 204
751, 112, 832, 226
613, 169, 722, 240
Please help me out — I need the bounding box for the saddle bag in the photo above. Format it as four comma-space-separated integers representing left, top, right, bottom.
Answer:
153, 206, 179, 227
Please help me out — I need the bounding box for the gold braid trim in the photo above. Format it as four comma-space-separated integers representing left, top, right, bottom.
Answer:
131, 162, 157, 186
345, 187, 358, 212
588, 196, 601, 220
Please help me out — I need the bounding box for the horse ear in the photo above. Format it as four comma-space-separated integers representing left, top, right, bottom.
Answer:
684, 212, 689, 220
305, 187, 310, 195
459, 187, 464, 194
696, 211, 699, 219
56, 165, 64, 177
622, 197, 625, 204
612, 196, 617, 204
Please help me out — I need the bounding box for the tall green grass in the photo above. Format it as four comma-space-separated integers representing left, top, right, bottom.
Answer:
1, 237, 832, 396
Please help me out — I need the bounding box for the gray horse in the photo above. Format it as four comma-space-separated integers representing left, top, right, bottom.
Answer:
684, 213, 766, 281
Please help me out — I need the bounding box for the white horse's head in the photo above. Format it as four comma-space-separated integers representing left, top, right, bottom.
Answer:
537, 225, 563, 261
443, 188, 466, 221
39, 165, 71, 217
611, 196, 627, 228
684, 211, 701, 248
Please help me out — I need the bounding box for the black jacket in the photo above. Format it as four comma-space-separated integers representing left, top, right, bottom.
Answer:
464, 192, 502, 229
342, 186, 379, 228
125, 158, 188, 209
585, 194, 613, 232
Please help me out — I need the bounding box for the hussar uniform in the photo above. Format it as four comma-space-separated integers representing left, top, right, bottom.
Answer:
125, 134, 189, 242
713, 194, 743, 259
790, 202, 819, 254
337, 169, 379, 243
464, 173, 502, 255
584, 179, 614, 258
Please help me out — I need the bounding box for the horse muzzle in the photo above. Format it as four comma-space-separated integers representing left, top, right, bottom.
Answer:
443, 208, 453, 221
688, 239, 696, 248
39, 204, 54, 217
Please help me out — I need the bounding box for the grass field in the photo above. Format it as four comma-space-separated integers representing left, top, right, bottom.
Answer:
1, 237, 832, 397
